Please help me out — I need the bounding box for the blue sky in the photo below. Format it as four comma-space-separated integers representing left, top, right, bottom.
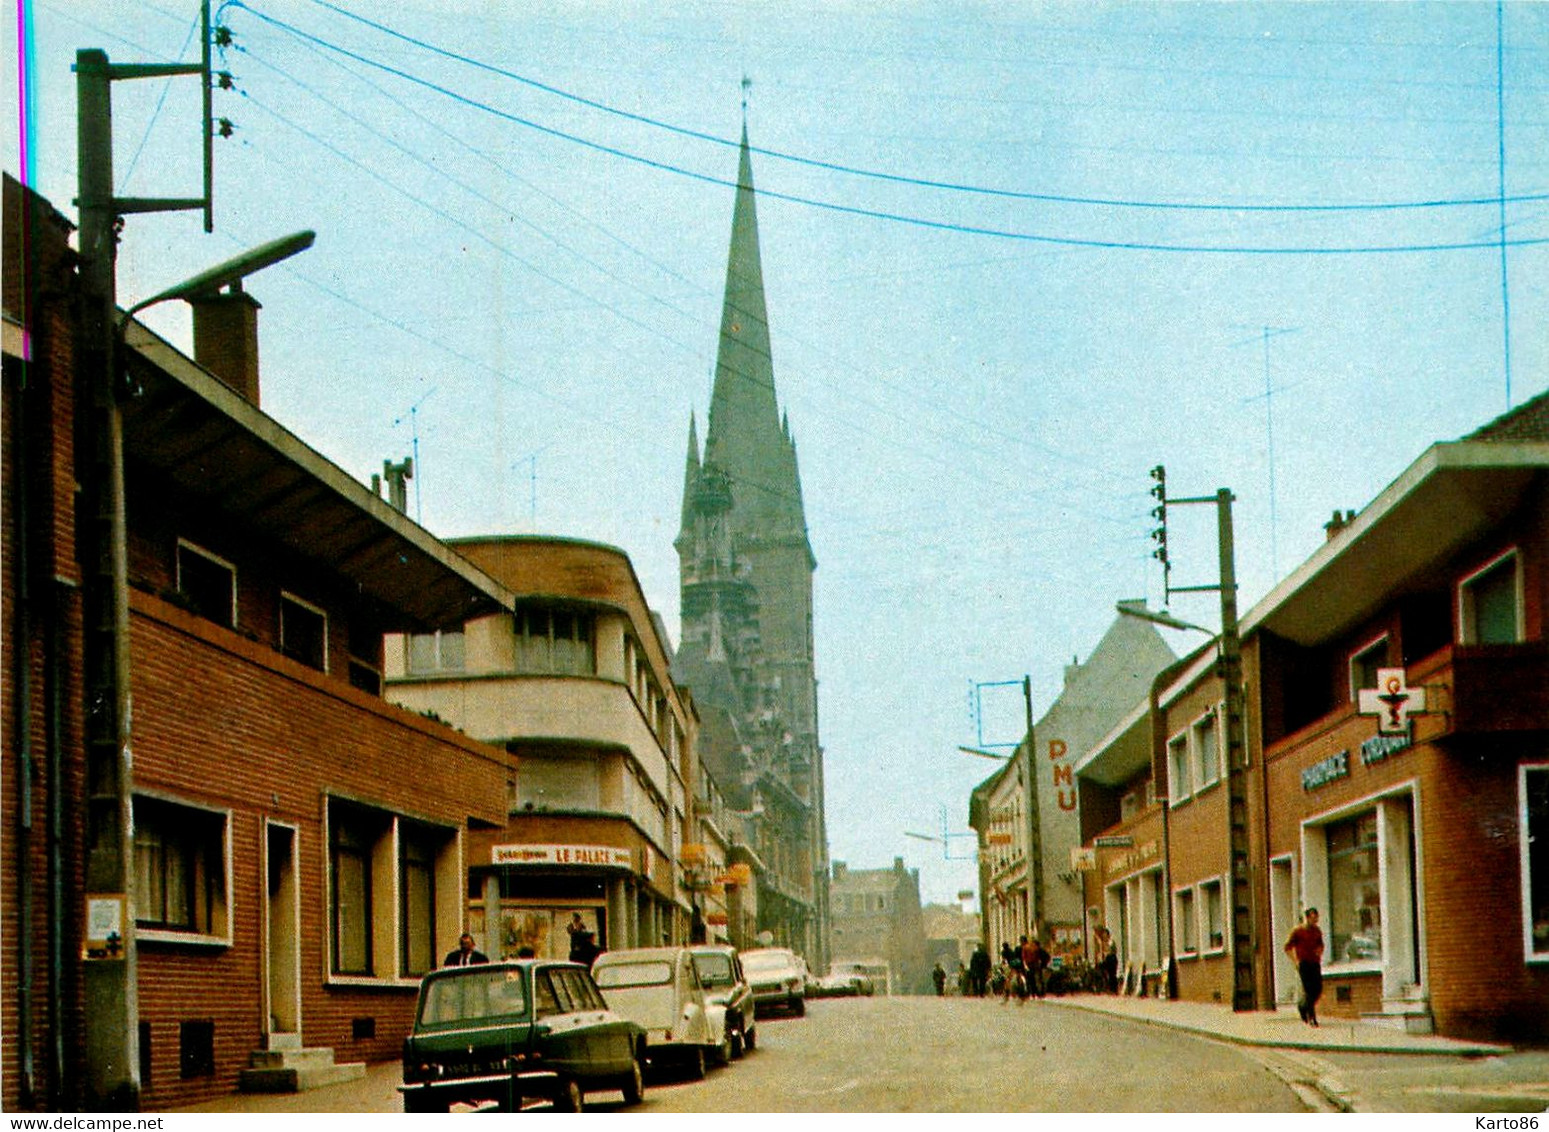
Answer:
13, 0, 1548, 906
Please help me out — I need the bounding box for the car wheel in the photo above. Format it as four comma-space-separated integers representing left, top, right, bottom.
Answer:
730, 1027, 745, 1060
551, 1077, 583, 1113
792, 995, 806, 1017
687, 1046, 706, 1081
743, 1024, 756, 1052
620, 1055, 645, 1106
714, 1032, 732, 1067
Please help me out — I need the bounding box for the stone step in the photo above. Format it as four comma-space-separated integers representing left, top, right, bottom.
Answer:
238, 1061, 367, 1094
1360, 1005, 1434, 1035
246, 1046, 340, 1071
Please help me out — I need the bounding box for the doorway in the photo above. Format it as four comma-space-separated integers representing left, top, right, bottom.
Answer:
1269, 855, 1296, 1006
264, 822, 301, 1045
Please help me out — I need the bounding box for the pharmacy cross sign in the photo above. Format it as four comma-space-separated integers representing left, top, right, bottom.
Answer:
1357, 667, 1427, 735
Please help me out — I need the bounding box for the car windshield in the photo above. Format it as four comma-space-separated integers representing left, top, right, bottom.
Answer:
418, 968, 528, 1027
692, 953, 735, 987
742, 951, 794, 972
593, 960, 673, 988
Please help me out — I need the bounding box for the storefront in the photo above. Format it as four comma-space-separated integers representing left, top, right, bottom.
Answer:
466, 837, 683, 960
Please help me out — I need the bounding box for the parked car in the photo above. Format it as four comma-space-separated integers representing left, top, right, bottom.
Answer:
806, 971, 857, 998
591, 946, 726, 1077
740, 947, 807, 1017
688, 944, 758, 1059
399, 959, 645, 1113
829, 962, 877, 996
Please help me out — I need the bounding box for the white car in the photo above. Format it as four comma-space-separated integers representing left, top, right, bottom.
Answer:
740, 947, 808, 1017
591, 947, 728, 1077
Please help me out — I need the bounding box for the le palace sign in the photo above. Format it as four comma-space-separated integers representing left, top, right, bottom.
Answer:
492, 843, 633, 869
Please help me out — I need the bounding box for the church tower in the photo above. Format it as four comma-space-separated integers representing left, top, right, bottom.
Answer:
676, 125, 829, 967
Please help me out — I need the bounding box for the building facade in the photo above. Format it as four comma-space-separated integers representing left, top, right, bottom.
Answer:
674, 126, 829, 969
970, 608, 1174, 963
2, 176, 516, 1110
1075, 397, 1549, 1039
828, 859, 928, 995
384, 536, 733, 960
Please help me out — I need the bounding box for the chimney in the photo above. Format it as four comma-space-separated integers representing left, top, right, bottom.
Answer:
191, 285, 261, 405
1323, 509, 1357, 541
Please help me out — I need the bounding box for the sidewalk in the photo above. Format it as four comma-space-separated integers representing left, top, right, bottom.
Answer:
1042, 990, 1506, 1055
1042, 992, 1549, 1113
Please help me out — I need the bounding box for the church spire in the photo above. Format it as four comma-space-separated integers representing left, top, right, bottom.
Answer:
703, 125, 781, 486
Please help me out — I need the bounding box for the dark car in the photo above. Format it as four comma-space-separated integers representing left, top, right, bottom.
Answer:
689, 944, 758, 1059
399, 960, 645, 1113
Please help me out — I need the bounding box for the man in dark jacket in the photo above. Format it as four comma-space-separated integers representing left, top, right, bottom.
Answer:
443, 932, 489, 967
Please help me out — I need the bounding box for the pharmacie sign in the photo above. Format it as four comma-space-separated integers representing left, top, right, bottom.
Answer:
492, 843, 633, 869
1301, 751, 1349, 792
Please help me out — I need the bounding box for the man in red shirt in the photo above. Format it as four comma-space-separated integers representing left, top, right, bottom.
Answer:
1284, 908, 1324, 1026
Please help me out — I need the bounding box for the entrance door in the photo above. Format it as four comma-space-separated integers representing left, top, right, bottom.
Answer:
1269, 856, 1296, 1006
265, 822, 301, 1045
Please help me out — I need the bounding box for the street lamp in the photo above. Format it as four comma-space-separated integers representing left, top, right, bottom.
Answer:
122, 230, 316, 322
1113, 603, 1214, 637
957, 745, 1011, 761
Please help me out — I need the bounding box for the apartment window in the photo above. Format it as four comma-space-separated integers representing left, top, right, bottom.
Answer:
133, 796, 228, 937
514, 606, 595, 676
1167, 733, 1192, 804
1524, 767, 1549, 961
176, 540, 236, 627
401, 824, 438, 977
331, 807, 380, 976
348, 620, 383, 694
280, 592, 328, 671
1194, 709, 1221, 790
1349, 635, 1389, 701
1176, 887, 1198, 954
1327, 812, 1381, 964
1200, 879, 1224, 952
1460, 550, 1523, 645
407, 629, 465, 674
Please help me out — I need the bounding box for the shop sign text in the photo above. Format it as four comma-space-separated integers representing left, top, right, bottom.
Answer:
1360, 731, 1411, 767
492, 843, 633, 869
1301, 751, 1349, 792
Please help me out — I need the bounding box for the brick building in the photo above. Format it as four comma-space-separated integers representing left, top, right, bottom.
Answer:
1076, 396, 1549, 1039
2, 175, 517, 1109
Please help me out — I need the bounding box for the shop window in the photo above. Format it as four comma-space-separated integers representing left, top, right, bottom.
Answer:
133, 795, 229, 939
407, 629, 465, 674
1460, 550, 1523, 645
1349, 635, 1389, 702
1167, 732, 1191, 804
176, 539, 236, 627
1175, 887, 1198, 954
280, 592, 328, 671
1327, 812, 1382, 964
1523, 766, 1549, 961
1200, 879, 1224, 952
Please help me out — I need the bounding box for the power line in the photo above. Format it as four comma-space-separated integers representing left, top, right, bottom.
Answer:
226, 3, 1549, 254
286, 0, 1549, 217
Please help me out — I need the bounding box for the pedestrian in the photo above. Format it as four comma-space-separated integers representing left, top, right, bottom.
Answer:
443, 931, 489, 967
1028, 937, 1051, 998
566, 912, 589, 963
932, 961, 946, 996
1095, 927, 1119, 993
1284, 907, 1325, 1026
969, 944, 992, 997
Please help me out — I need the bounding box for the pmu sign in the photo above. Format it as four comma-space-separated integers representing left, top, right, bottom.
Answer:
1048, 738, 1077, 811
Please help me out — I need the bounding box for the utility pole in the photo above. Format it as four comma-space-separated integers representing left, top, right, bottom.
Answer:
1022, 676, 1042, 941
1156, 479, 1254, 1012
73, 4, 219, 1106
